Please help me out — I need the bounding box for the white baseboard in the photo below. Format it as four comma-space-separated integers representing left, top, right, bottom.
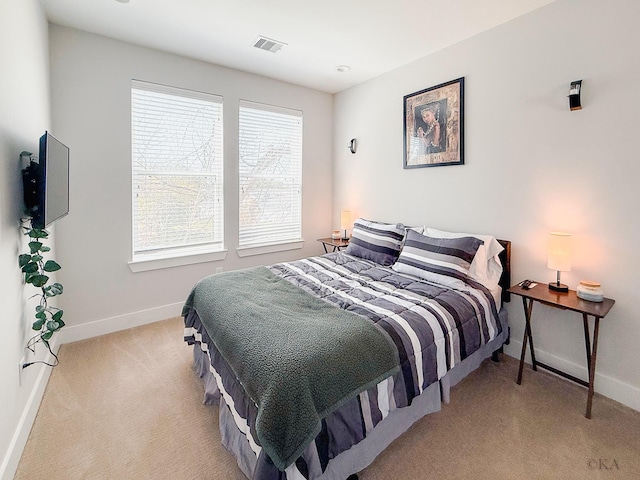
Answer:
504, 340, 640, 413
0, 339, 59, 480
57, 302, 184, 344
1, 303, 183, 480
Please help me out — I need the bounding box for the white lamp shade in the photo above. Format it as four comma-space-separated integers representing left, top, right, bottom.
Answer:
547, 232, 571, 272
340, 210, 351, 230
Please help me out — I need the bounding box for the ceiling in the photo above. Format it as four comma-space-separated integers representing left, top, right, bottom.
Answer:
40, 0, 555, 94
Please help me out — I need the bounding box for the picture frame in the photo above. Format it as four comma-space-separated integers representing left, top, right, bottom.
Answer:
403, 77, 464, 169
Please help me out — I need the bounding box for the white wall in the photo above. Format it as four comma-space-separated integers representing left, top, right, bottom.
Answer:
0, 1, 53, 478
48, 26, 334, 338
334, 0, 640, 411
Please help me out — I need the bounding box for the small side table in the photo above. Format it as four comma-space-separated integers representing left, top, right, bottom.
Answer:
317, 237, 349, 253
508, 281, 615, 419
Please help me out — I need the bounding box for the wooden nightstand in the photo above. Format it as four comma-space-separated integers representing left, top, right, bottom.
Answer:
317, 237, 349, 253
508, 281, 615, 419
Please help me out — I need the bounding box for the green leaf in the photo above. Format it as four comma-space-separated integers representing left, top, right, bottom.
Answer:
56, 319, 65, 329
43, 260, 61, 272
42, 331, 53, 340
46, 320, 62, 331
47, 283, 64, 296
52, 310, 64, 322
18, 254, 32, 267
30, 229, 49, 239
35, 310, 46, 320
28, 241, 43, 253
40, 245, 51, 252
35, 305, 45, 313
32, 255, 43, 263
32, 319, 45, 331
21, 262, 39, 274
29, 274, 49, 287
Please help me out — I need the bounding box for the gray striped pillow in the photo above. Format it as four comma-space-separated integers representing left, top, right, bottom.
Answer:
392, 229, 483, 287
344, 218, 406, 266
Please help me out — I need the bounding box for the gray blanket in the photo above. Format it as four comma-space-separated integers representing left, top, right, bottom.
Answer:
182, 266, 399, 470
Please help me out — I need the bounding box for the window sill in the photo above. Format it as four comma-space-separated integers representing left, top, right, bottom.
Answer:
129, 249, 228, 272
236, 240, 304, 258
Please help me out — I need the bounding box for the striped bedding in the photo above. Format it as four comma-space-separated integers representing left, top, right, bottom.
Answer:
184, 251, 504, 480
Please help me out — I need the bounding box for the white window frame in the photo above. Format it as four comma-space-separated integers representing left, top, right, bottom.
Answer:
237, 100, 303, 257
128, 80, 226, 272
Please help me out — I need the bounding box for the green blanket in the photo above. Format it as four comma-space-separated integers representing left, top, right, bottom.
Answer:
182, 266, 399, 470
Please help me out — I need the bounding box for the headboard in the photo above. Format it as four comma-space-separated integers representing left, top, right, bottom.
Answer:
497, 239, 511, 304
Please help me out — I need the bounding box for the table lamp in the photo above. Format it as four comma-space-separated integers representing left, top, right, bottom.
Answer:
547, 232, 571, 292
340, 210, 351, 240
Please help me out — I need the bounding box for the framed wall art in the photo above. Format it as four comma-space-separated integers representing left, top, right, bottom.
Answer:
403, 77, 464, 169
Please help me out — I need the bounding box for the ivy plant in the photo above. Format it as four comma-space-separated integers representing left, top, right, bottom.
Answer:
19, 220, 64, 361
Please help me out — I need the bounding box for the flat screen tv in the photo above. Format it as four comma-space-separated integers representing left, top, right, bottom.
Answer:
22, 132, 70, 230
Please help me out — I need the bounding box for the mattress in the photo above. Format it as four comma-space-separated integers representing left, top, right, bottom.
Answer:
183, 251, 508, 479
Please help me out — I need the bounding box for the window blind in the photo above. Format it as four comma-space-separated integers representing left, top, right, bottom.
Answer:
131, 80, 224, 259
238, 100, 302, 247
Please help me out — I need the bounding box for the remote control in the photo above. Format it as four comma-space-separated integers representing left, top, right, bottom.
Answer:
521, 280, 532, 289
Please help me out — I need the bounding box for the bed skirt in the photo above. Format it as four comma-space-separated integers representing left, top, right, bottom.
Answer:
191, 309, 508, 480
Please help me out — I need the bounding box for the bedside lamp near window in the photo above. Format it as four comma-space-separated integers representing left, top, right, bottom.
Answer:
340, 210, 351, 240
548, 232, 571, 292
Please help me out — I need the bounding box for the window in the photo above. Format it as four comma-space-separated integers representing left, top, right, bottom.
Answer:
238, 101, 302, 249
131, 81, 224, 266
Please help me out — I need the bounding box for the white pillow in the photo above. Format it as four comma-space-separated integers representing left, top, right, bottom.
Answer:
425, 227, 504, 290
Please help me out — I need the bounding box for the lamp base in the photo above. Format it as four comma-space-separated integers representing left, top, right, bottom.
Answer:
548, 282, 569, 293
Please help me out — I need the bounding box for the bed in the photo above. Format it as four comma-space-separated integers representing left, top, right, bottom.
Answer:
183, 220, 511, 480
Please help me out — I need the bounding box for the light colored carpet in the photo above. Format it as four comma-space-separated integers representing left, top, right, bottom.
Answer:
15, 317, 640, 479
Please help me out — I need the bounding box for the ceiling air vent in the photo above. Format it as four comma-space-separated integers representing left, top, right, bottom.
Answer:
252, 35, 287, 53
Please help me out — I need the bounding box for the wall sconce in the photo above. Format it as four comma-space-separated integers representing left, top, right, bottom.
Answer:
348, 138, 357, 154
547, 232, 571, 292
340, 210, 351, 240
569, 80, 582, 111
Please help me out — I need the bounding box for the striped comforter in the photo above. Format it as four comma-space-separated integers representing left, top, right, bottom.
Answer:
184, 251, 502, 478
